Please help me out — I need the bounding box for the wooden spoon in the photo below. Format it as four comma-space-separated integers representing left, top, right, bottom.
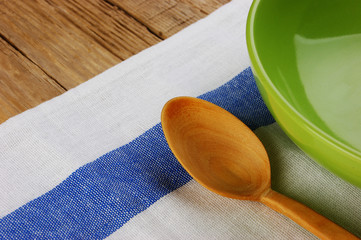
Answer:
161, 96, 358, 240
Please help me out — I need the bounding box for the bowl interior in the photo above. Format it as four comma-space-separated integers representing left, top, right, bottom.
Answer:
250, 0, 361, 153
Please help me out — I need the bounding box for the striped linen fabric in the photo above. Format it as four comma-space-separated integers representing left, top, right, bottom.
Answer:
1, 0, 360, 239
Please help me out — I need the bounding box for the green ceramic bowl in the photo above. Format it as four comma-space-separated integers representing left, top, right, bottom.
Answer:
246, 0, 361, 188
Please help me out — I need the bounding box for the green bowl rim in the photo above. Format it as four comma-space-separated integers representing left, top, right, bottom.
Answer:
246, 0, 361, 159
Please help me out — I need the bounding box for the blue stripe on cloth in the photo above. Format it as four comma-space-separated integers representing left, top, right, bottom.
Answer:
0, 67, 274, 239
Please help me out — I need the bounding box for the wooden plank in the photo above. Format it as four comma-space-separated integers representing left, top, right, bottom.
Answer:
109, 0, 230, 39
0, 37, 65, 123
0, 0, 229, 122
0, 0, 160, 89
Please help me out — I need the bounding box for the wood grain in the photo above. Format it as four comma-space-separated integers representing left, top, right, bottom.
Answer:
108, 0, 230, 38
44, 0, 161, 60
0, 0, 160, 89
181, 0, 230, 15
0, 37, 65, 123
0, 0, 229, 123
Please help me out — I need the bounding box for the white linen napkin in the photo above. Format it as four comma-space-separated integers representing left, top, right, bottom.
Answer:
0, 0, 360, 239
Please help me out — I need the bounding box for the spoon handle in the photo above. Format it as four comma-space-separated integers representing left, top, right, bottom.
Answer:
261, 190, 359, 239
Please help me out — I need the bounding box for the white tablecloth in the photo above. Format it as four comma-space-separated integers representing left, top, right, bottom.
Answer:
1, 0, 360, 238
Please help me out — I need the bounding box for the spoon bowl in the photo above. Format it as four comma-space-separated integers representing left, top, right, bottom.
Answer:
161, 96, 358, 239
161, 96, 270, 200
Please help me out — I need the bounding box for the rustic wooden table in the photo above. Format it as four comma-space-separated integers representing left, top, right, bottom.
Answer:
0, 0, 229, 123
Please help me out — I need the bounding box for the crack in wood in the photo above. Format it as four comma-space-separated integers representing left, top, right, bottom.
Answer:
0, 32, 67, 91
